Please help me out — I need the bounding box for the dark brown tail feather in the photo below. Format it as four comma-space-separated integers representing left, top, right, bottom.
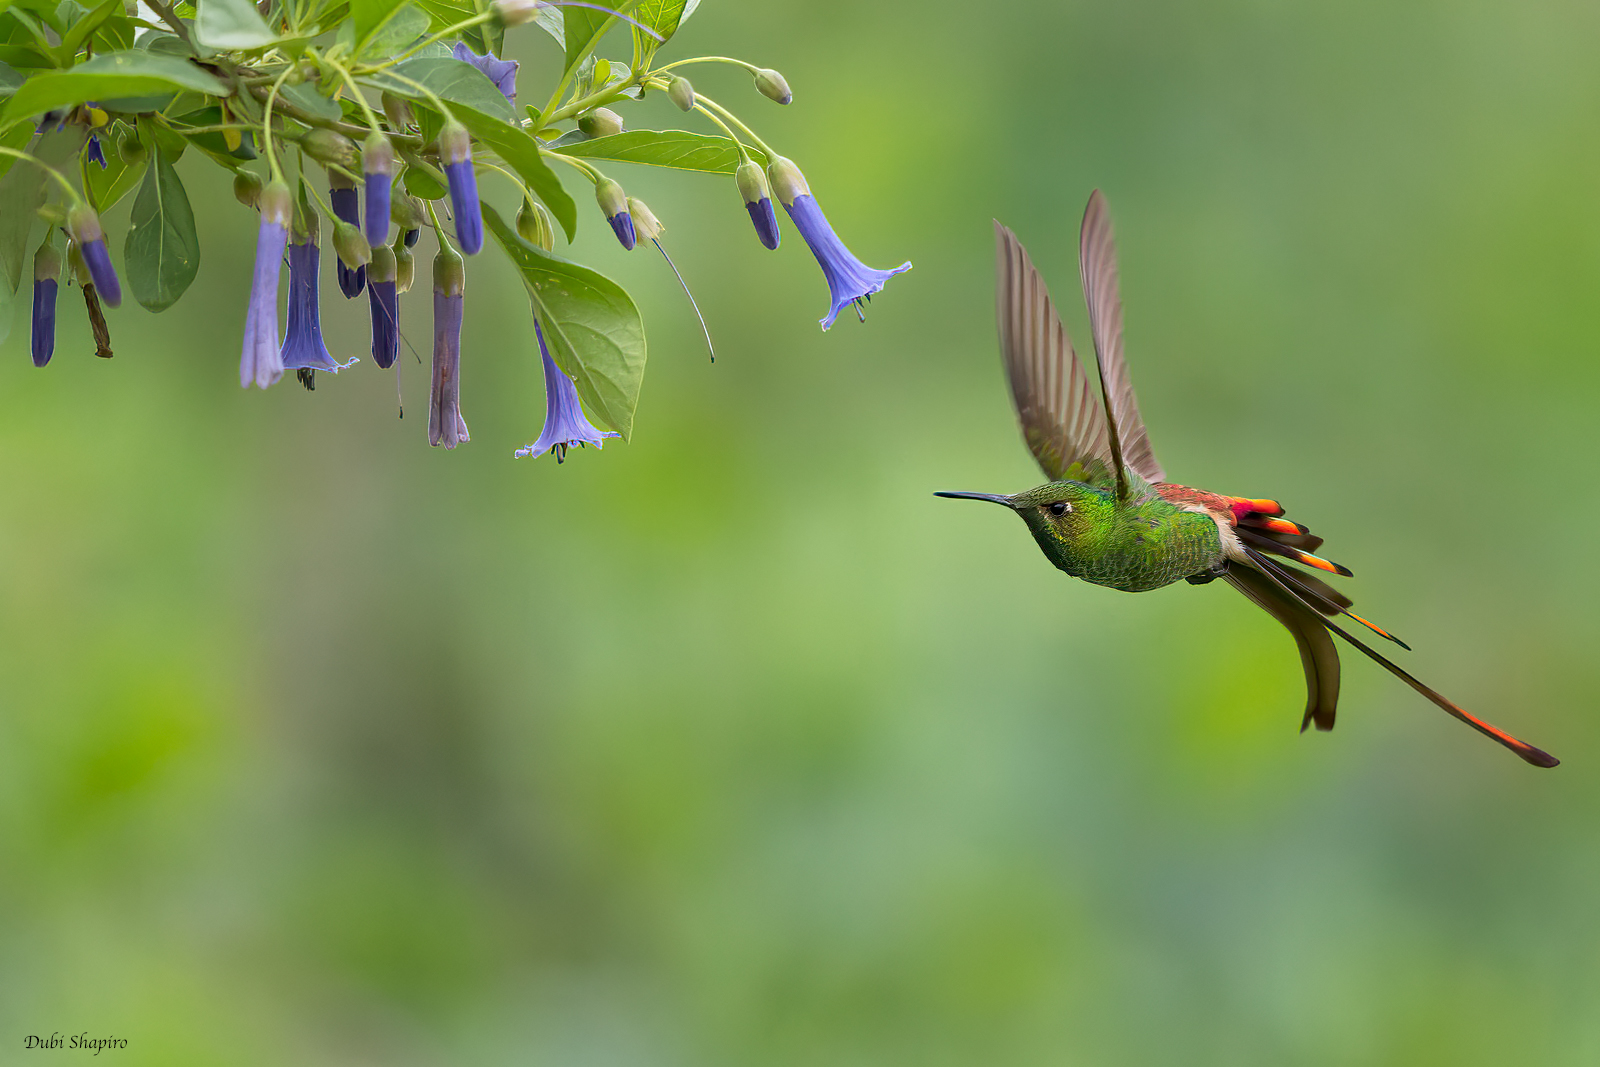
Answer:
1225, 564, 1340, 731
1231, 557, 1559, 768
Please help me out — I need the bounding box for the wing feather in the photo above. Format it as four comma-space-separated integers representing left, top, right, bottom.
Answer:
994, 221, 1110, 483
1078, 191, 1165, 492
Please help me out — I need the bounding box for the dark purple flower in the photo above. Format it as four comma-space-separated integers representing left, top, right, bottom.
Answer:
367, 245, 399, 370
279, 234, 357, 374
329, 181, 366, 298
452, 42, 519, 102
86, 132, 106, 169
429, 248, 469, 448
735, 161, 779, 250
363, 132, 394, 248
439, 123, 483, 255
31, 243, 61, 368
514, 315, 619, 461
594, 177, 634, 250
241, 182, 293, 388
67, 204, 120, 308
767, 157, 909, 330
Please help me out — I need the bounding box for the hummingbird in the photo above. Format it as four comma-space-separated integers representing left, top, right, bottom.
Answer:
938, 191, 1558, 768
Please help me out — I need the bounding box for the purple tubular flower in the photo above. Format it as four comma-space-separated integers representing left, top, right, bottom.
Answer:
67, 204, 121, 308
31, 279, 57, 367
594, 178, 634, 250
279, 239, 358, 373
363, 132, 394, 248
329, 185, 366, 298
746, 200, 779, 250
735, 161, 780, 249
608, 211, 636, 250
439, 123, 483, 255
367, 246, 399, 370
514, 315, 619, 462
429, 249, 469, 448
241, 183, 293, 388
452, 42, 519, 102
86, 133, 106, 169
767, 156, 909, 329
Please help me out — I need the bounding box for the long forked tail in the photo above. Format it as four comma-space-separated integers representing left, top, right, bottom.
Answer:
1226, 555, 1559, 768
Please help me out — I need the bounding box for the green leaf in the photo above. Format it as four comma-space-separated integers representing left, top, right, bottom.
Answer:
355, 1, 426, 59
630, 0, 687, 62
0, 51, 229, 130
363, 58, 578, 239
124, 125, 199, 312
91, 12, 135, 52
85, 141, 146, 212
350, 0, 402, 47
401, 163, 446, 200
59, 0, 122, 58
0, 59, 22, 96
554, 129, 764, 174
562, 5, 610, 73
0, 119, 33, 181
278, 80, 342, 122
483, 203, 646, 440
193, 0, 275, 49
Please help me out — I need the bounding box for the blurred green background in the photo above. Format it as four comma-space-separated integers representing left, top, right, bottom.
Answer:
4, 0, 1600, 1062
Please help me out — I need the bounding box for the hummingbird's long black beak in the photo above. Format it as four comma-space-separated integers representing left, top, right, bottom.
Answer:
934, 491, 1015, 508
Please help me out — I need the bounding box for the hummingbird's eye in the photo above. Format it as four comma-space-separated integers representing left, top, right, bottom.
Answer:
1048, 501, 1070, 516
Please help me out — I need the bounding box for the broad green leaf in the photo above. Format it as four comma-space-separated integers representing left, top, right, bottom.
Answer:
401, 163, 446, 200
562, 6, 608, 74
0, 51, 229, 129
355, 1, 426, 60
630, 0, 687, 62
350, 0, 403, 48
462, 114, 576, 241
59, 0, 122, 57
0, 44, 54, 70
531, 4, 561, 46
483, 203, 645, 440
555, 129, 765, 174
278, 80, 342, 122
124, 124, 199, 311
193, 0, 275, 49
0, 119, 32, 180
0, 127, 79, 330
0, 59, 21, 95
85, 140, 146, 212
411, 0, 474, 35
91, 12, 135, 51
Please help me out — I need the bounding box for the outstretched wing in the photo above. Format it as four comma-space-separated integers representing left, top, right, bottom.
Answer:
1078, 190, 1165, 496
994, 221, 1112, 484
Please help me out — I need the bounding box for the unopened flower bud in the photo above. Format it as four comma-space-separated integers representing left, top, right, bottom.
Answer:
32, 242, 61, 367
118, 129, 146, 166
578, 107, 624, 139
34, 241, 61, 283
594, 177, 634, 250
438, 122, 483, 254
66, 203, 120, 307
301, 128, 356, 168
516, 198, 554, 250
491, 0, 539, 26
667, 75, 695, 112
765, 155, 809, 206
381, 92, 413, 130
233, 169, 265, 209
369, 244, 397, 284
394, 241, 415, 293
736, 160, 779, 250
626, 197, 663, 241
363, 131, 395, 246
333, 220, 371, 269
391, 193, 420, 232
753, 68, 792, 105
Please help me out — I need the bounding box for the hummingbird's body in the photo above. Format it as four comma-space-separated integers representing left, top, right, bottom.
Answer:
939, 194, 1559, 768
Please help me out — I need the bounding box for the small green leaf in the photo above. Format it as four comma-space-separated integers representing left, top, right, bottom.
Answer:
91, 12, 136, 51
402, 164, 446, 200
562, 6, 611, 75
86, 144, 146, 213
278, 80, 343, 122
124, 124, 199, 312
630, 0, 686, 63
355, 2, 427, 60
193, 0, 276, 49
59, 0, 123, 58
0, 120, 33, 182
554, 129, 764, 174
0, 60, 22, 96
0, 51, 229, 130
484, 203, 646, 440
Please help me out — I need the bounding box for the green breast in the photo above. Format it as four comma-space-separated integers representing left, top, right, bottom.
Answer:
1053, 499, 1224, 593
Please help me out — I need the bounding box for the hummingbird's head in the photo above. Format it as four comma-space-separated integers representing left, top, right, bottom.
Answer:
935, 481, 1110, 574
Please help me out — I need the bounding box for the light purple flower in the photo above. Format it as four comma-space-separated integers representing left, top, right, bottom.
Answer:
453, 42, 519, 102
440, 123, 483, 255
429, 249, 470, 448
279, 237, 357, 374
767, 156, 909, 330
514, 315, 618, 462
240, 182, 293, 388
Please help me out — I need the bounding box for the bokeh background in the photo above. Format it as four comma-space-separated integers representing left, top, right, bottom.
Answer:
4, 0, 1600, 1062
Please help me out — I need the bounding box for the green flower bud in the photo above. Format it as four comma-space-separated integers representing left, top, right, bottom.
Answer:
391, 194, 422, 230
753, 68, 792, 105
363, 131, 395, 176
516, 198, 554, 250
259, 180, 294, 227
300, 128, 356, 169
394, 241, 415, 294
117, 129, 146, 166
433, 242, 465, 297
381, 92, 414, 130
667, 75, 695, 112
34, 241, 61, 283
294, 202, 321, 243
765, 155, 810, 206
233, 169, 265, 210
333, 220, 371, 269
595, 177, 628, 218
369, 243, 397, 285
626, 196, 663, 241
578, 107, 624, 139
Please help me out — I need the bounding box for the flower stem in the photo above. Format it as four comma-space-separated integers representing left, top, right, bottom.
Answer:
656, 56, 760, 75
261, 64, 298, 183
425, 199, 457, 254
692, 92, 778, 160
543, 150, 604, 184
325, 57, 385, 134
